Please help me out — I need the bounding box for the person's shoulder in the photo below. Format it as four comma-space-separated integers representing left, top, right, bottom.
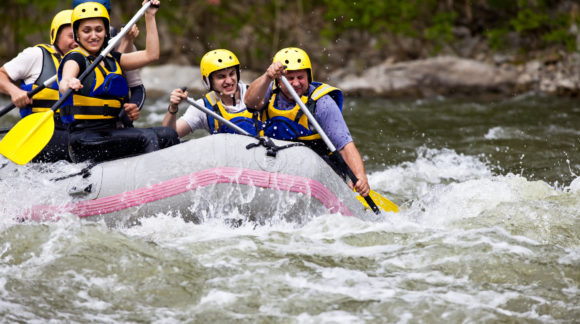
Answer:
110, 51, 122, 61
315, 90, 341, 113
63, 49, 83, 58
3, 46, 42, 69
239, 81, 249, 95
17, 46, 44, 58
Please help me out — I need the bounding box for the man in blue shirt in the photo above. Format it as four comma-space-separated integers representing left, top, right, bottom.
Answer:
245, 47, 370, 197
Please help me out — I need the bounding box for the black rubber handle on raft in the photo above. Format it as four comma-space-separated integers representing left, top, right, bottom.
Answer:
0, 85, 46, 118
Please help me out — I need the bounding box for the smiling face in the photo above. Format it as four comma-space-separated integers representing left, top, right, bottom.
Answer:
55, 25, 78, 54
280, 69, 309, 98
211, 67, 238, 96
76, 18, 106, 55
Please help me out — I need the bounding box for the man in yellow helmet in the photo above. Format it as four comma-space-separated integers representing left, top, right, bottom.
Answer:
245, 47, 370, 197
163, 49, 260, 137
0, 9, 78, 162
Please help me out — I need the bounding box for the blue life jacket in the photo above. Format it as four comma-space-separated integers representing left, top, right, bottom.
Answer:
58, 47, 128, 124
203, 88, 261, 136
262, 82, 343, 141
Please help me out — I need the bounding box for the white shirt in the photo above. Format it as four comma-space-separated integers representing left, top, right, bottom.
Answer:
180, 82, 248, 133
3, 46, 45, 84
4, 44, 142, 126
4, 41, 142, 88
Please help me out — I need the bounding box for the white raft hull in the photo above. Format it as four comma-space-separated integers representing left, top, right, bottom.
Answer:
25, 134, 368, 226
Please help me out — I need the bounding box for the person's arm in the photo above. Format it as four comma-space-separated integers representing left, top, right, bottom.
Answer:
118, 0, 160, 71
116, 25, 139, 54
0, 67, 31, 108
315, 95, 370, 196
112, 24, 146, 111
59, 60, 82, 93
244, 61, 285, 110
338, 142, 370, 197
0, 47, 43, 108
162, 88, 192, 138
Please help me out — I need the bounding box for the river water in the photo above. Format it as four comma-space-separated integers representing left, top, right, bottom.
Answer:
0, 93, 578, 323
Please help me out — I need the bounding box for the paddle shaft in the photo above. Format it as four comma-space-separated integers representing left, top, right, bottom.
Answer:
50, 2, 152, 113
185, 96, 252, 136
280, 76, 381, 214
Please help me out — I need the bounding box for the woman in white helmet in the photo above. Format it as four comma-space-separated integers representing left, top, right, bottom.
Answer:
162, 49, 261, 138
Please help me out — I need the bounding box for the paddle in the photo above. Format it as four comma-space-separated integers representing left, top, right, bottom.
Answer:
184, 87, 397, 213
0, 29, 128, 120
355, 189, 399, 213
0, 1, 153, 165
280, 75, 392, 214
0, 75, 57, 118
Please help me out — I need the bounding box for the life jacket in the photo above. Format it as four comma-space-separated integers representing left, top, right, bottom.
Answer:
58, 47, 128, 123
262, 82, 343, 143
203, 89, 261, 136
19, 44, 62, 117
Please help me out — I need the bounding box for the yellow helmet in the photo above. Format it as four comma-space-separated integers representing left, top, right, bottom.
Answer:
200, 49, 241, 90
50, 10, 73, 45
273, 47, 313, 83
71, 2, 110, 43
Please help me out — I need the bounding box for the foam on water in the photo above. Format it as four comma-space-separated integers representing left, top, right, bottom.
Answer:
484, 126, 535, 140
1, 139, 579, 322
369, 146, 492, 202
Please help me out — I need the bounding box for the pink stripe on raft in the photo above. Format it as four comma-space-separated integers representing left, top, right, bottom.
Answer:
25, 167, 354, 221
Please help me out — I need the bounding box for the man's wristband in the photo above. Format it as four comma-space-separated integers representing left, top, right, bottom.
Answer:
168, 105, 178, 115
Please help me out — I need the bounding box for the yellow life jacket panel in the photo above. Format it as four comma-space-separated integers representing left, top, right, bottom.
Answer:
204, 89, 261, 136
19, 44, 62, 115
58, 47, 128, 122
262, 82, 343, 142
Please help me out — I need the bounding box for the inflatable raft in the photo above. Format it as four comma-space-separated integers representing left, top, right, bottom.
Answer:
21, 134, 371, 226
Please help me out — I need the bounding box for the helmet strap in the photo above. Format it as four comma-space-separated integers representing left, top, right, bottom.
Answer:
53, 27, 63, 55
53, 44, 63, 57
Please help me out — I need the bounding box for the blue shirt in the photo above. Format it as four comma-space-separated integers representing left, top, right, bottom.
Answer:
264, 82, 353, 150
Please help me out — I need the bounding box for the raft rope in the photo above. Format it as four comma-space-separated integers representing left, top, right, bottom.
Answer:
50, 162, 97, 182
245, 136, 304, 157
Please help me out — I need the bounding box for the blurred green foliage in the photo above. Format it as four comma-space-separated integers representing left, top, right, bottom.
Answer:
1, 0, 578, 67
320, 0, 578, 54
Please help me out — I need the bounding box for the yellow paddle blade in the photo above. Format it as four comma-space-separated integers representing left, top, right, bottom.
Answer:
356, 189, 399, 213
0, 111, 55, 165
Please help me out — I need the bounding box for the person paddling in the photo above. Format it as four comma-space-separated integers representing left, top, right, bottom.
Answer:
162, 49, 261, 138
0, 10, 77, 162
72, 0, 145, 124
245, 47, 371, 197
58, 0, 179, 163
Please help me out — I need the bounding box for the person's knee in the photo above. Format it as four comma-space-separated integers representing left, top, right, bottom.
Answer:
152, 126, 179, 148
